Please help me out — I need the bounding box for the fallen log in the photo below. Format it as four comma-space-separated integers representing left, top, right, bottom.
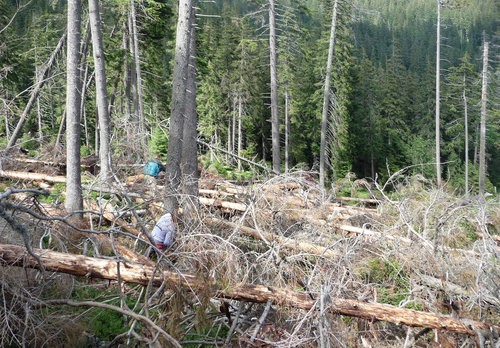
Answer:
86, 201, 143, 238
0, 170, 66, 183
6, 192, 152, 266
205, 217, 340, 259
1, 243, 498, 337
335, 196, 381, 205
11, 157, 65, 167
198, 197, 247, 212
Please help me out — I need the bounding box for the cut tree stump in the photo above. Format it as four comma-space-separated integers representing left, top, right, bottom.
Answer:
0, 243, 498, 338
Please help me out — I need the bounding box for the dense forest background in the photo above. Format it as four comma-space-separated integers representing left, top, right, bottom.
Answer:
1, 0, 498, 190
1, 1, 500, 346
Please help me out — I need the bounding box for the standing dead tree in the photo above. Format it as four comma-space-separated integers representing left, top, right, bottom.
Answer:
6, 31, 67, 149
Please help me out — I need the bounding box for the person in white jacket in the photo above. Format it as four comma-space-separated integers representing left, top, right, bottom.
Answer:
150, 212, 176, 252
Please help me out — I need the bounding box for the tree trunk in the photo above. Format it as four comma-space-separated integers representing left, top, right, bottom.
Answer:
164, 0, 194, 213
128, 11, 139, 136
130, 1, 146, 153
227, 109, 232, 156
122, 21, 132, 141
238, 94, 243, 171
435, 0, 441, 186
269, 0, 280, 174
204, 217, 340, 258
0, 170, 66, 183
80, 21, 91, 149
320, 0, 338, 188
284, 89, 290, 173
7, 32, 67, 149
88, 0, 112, 181
232, 95, 236, 155
182, 6, 199, 212
478, 39, 488, 196
463, 74, 469, 197
1, 243, 498, 337
55, 108, 67, 148
65, 0, 84, 216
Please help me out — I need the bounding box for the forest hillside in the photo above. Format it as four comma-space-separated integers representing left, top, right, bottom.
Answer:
0, 0, 499, 346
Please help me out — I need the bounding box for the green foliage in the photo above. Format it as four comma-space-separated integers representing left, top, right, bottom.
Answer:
37, 183, 65, 204
71, 286, 137, 341
358, 257, 420, 308
361, 258, 408, 288
80, 145, 92, 157
150, 126, 169, 156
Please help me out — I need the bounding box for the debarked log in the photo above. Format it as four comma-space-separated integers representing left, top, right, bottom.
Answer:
0, 170, 66, 183
0, 243, 498, 337
204, 217, 340, 259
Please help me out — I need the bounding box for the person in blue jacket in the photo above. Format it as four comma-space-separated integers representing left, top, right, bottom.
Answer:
144, 154, 165, 189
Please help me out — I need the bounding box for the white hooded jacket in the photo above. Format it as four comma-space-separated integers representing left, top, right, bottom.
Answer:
151, 213, 176, 247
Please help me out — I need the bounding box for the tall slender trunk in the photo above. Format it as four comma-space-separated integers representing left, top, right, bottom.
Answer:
238, 94, 243, 171
55, 109, 67, 148
37, 91, 42, 141
227, 112, 232, 155
128, 12, 139, 135
478, 39, 489, 195
122, 21, 132, 140
130, 1, 146, 153
65, 0, 83, 216
182, 5, 199, 211
435, 0, 441, 186
7, 32, 67, 149
284, 88, 289, 173
164, 0, 194, 213
4, 86, 10, 141
474, 124, 479, 165
89, 0, 112, 181
463, 74, 469, 197
35, 47, 43, 141
320, 0, 338, 188
232, 95, 236, 155
80, 21, 91, 149
269, 0, 280, 174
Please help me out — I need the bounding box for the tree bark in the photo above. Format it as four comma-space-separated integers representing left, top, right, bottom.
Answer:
130, 1, 146, 153
182, 5, 199, 212
284, 89, 290, 173
478, 39, 488, 196
463, 74, 469, 196
165, 0, 194, 213
88, 0, 112, 181
435, 0, 441, 186
1, 243, 498, 337
238, 94, 243, 171
320, 0, 338, 188
7, 32, 67, 149
269, 0, 280, 174
65, 0, 84, 216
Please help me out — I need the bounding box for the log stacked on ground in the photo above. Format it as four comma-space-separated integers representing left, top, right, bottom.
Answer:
0, 243, 498, 337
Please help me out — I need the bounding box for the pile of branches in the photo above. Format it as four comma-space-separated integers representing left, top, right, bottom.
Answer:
0, 165, 499, 347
